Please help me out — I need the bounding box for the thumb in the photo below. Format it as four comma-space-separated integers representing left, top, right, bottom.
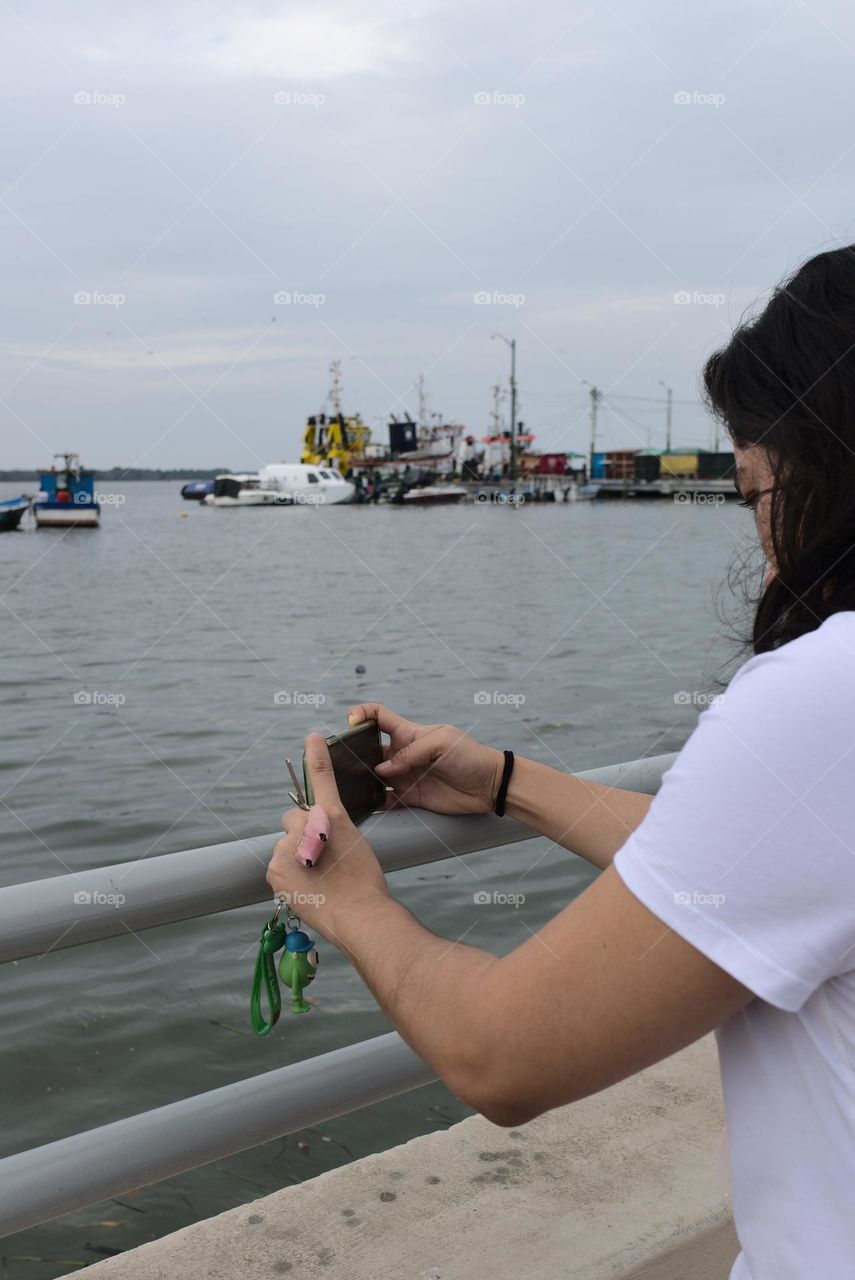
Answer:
304, 734, 343, 811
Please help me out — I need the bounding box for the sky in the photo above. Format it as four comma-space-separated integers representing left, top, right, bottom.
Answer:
2, 0, 855, 469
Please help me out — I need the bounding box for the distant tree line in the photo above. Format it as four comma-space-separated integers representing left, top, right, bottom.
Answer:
0, 468, 230, 482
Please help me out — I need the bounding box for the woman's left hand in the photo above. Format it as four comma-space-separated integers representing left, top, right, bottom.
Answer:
266, 733, 390, 940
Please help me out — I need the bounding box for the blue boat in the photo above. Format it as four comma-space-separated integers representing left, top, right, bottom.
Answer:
0, 495, 31, 532
181, 480, 215, 501
33, 453, 99, 529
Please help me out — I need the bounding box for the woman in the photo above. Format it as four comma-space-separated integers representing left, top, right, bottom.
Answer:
268, 246, 855, 1280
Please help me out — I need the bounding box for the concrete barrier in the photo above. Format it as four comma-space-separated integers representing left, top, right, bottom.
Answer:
69, 1036, 738, 1280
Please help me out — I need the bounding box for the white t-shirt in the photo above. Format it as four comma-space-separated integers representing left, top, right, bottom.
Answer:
614, 612, 855, 1280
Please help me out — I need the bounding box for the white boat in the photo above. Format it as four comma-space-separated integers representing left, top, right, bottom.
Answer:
401, 484, 467, 505
259, 463, 354, 505
205, 465, 354, 508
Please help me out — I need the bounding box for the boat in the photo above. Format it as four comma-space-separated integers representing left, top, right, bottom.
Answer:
0, 495, 31, 531
33, 454, 99, 528
401, 484, 467, 505
204, 465, 354, 508
181, 480, 215, 501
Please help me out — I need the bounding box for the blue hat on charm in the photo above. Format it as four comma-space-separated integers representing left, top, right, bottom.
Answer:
285, 929, 315, 953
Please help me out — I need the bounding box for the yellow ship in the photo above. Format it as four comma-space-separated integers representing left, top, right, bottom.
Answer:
301, 360, 372, 473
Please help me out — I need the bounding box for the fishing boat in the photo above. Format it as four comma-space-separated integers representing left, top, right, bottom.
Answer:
0, 495, 31, 531
33, 454, 99, 528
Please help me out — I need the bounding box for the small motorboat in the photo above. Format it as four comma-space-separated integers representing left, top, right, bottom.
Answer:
204, 474, 293, 507
33, 453, 99, 528
401, 484, 467, 505
0, 495, 31, 531
181, 480, 215, 501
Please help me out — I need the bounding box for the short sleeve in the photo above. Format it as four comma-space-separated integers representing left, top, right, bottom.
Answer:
614, 616, 855, 1012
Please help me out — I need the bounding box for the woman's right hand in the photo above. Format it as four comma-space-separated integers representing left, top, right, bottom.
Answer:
347, 703, 505, 816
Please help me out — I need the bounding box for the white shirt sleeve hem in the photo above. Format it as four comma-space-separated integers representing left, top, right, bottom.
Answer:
614, 837, 815, 1013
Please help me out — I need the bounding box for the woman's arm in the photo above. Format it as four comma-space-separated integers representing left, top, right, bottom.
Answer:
504, 755, 653, 870
268, 736, 752, 1128
352, 703, 651, 870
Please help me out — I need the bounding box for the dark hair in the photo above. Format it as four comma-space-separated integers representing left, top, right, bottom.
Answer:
704, 245, 855, 654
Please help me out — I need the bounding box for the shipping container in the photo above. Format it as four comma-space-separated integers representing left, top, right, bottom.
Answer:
660, 452, 699, 478
697, 451, 736, 480
634, 454, 661, 482
591, 451, 606, 479
604, 449, 638, 480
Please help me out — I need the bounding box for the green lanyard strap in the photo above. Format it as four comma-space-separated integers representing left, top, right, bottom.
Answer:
250, 918, 288, 1036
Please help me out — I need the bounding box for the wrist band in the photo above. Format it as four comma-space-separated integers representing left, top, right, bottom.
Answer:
494, 750, 515, 817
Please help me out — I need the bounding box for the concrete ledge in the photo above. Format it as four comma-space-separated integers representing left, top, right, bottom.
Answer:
69, 1037, 738, 1280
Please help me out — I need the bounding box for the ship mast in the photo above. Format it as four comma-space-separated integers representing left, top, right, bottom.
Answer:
329, 359, 343, 417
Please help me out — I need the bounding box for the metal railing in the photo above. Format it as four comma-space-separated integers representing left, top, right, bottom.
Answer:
0, 751, 674, 1236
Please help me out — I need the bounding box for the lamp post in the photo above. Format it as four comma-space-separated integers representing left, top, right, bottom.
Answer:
491, 333, 517, 480
658, 381, 673, 453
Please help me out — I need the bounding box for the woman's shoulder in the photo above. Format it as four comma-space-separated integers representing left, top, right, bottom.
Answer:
727, 610, 855, 706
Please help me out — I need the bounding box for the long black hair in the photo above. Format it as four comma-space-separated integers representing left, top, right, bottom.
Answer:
704, 245, 855, 654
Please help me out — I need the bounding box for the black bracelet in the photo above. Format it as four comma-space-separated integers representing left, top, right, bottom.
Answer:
494, 750, 515, 817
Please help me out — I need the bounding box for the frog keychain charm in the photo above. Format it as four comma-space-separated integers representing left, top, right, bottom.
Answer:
250, 899, 319, 1034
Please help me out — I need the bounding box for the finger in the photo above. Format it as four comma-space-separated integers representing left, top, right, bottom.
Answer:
304, 733, 344, 812
281, 807, 309, 835
347, 703, 416, 736
375, 730, 443, 777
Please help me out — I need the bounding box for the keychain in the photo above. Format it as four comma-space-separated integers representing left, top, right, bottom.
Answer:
249, 760, 326, 1034
250, 899, 319, 1033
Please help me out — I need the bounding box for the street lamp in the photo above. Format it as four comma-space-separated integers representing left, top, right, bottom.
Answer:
491, 333, 517, 481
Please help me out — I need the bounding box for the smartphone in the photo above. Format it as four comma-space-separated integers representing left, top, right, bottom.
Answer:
303, 719, 387, 822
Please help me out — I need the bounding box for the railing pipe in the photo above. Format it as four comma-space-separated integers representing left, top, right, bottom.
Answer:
0, 753, 675, 965
0, 1032, 435, 1238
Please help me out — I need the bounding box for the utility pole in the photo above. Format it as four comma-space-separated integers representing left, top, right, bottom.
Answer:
659, 381, 673, 452
492, 333, 517, 481
416, 373, 428, 432
587, 384, 601, 477
490, 383, 505, 434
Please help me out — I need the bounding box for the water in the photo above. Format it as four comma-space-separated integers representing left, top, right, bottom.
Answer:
0, 483, 749, 1275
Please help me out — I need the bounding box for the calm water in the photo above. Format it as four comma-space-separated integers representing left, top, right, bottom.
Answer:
0, 483, 750, 1275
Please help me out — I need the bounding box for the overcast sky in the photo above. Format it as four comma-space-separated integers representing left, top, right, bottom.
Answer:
2, 0, 855, 469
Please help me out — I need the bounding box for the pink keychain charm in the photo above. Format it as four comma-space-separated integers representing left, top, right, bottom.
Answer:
286, 759, 330, 868
295, 805, 329, 867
